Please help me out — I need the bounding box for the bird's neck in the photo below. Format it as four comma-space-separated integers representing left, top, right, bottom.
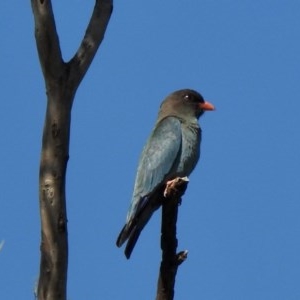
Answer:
179, 116, 199, 128
158, 114, 199, 127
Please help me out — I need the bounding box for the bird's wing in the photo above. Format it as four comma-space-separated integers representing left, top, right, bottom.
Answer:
127, 116, 182, 221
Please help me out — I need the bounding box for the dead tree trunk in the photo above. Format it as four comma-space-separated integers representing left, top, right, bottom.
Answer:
30, 1, 113, 299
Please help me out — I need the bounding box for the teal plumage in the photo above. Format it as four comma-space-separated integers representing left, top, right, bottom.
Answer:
116, 89, 214, 258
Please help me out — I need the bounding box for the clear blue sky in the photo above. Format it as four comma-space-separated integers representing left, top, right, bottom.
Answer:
1, 1, 300, 299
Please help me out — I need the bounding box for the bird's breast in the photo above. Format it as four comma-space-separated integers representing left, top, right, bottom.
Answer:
175, 123, 201, 177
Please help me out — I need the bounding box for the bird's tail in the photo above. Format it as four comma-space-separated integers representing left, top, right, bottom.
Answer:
124, 228, 142, 259
116, 193, 162, 259
116, 222, 132, 248
116, 209, 156, 259
116, 223, 142, 259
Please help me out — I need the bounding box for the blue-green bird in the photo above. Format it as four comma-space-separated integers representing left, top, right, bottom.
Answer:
116, 89, 215, 259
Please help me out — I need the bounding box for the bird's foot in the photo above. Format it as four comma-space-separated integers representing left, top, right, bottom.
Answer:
163, 176, 189, 198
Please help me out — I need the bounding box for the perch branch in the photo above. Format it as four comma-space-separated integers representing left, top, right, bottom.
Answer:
156, 177, 189, 300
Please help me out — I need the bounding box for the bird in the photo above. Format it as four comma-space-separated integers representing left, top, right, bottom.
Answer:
116, 89, 215, 259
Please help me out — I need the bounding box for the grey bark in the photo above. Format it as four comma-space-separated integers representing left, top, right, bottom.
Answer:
30, 1, 113, 299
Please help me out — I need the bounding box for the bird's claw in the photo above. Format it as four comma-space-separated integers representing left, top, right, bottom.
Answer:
163, 176, 189, 198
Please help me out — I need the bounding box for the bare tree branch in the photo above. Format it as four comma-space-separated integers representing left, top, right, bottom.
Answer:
69, 0, 113, 87
37, 90, 72, 300
31, 1, 113, 299
31, 0, 63, 80
156, 177, 189, 300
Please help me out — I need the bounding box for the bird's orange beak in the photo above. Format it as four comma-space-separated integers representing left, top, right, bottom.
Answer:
199, 101, 215, 111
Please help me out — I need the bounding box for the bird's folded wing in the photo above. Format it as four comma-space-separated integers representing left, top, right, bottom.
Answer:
127, 116, 182, 221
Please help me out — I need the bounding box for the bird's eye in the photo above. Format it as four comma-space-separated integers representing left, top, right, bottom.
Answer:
183, 94, 191, 101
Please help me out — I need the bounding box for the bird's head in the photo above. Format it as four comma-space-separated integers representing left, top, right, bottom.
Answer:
159, 89, 215, 122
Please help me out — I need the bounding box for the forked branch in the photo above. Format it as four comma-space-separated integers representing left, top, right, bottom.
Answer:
31, 1, 113, 300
